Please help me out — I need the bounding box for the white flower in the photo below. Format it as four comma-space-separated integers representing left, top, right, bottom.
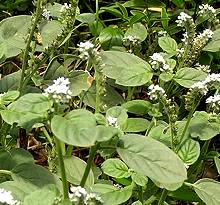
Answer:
70, 186, 87, 198
85, 193, 103, 204
181, 32, 188, 42
190, 81, 208, 95
123, 35, 140, 44
43, 77, 72, 102
107, 116, 118, 127
149, 53, 171, 72
204, 73, 220, 84
195, 63, 211, 73
206, 95, 220, 113
0, 188, 20, 205
60, 3, 71, 12
198, 4, 216, 15
148, 84, 166, 100
0, 92, 6, 97
158, 30, 167, 37
176, 48, 185, 57
42, 9, 51, 20
176, 12, 193, 27
77, 41, 97, 59
197, 29, 214, 41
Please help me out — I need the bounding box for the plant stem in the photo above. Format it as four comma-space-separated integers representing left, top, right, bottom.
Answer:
18, 0, 42, 93
66, 145, 73, 156
144, 195, 157, 205
157, 189, 168, 205
0, 123, 11, 148
0, 170, 11, 176
138, 186, 144, 203
126, 87, 135, 101
55, 137, 69, 199
42, 127, 53, 147
80, 144, 98, 187
95, 66, 101, 114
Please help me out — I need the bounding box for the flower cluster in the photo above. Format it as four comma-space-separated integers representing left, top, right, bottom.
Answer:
148, 84, 166, 100
123, 35, 140, 46
190, 81, 209, 95
158, 30, 167, 37
77, 41, 99, 60
176, 12, 193, 27
149, 53, 171, 72
195, 63, 211, 73
0, 92, 6, 97
206, 95, 220, 114
196, 29, 214, 42
0, 188, 20, 205
42, 9, 51, 20
198, 4, 216, 16
43, 77, 72, 103
107, 116, 118, 128
60, 3, 71, 13
69, 186, 103, 205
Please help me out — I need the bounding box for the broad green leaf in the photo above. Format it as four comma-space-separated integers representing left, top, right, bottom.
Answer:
99, 27, 123, 50
189, 111, 220, 140
23, 185, 60, 205
194, 178, 220, 205
122, 118, 150, 132
39, 20, 63, 49
0, 71, 21, 92
125, 23, 147, 42
0, 15, 31, 59
102, 51, 153, 86
82, 83, 125, 112
51, 110, 117, 146
101, 159, 131, 178
158, 37, 177, 53
117, 134, 187, 190
0, 148, 34, 170
174, 68, 207, 88
0, 91, 19, 105
203, 28, 220, 52
148, 123, 172, 147
92, 184, 133, 205
8, 93, 53, 114
69, 70, 91, 96
131, 172, 148, 186
106, 106, 128, 128
178, 138, 200, 165
122, 100, 152, 115
214, 157, 220, 174
132, 201, 142, 205
161, 7, 169, 29
159, 72, 174, 82
76, 13, 96, 23
62, 156, 94, 188
11, 163, 61, 192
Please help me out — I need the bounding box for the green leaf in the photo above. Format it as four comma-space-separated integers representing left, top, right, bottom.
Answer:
122, 100, 152, 115
0, 15, 31, 59
0, 71, 21, 92
99, 27, 124, 50
159, 72, 174, 82
63, 156, 94, 188
122, 118, 150, 132
125, 23, 148, 42
189, 111, 220, 140
131, 172, 148, 186
101, 158, 131, 178
69, 71, 91, 96
158, 37, 177, 54
178, 138, 200, 165
11, 163, 61, 192
214, 157, 220, 174
132, 201, 143, 205
39, 20, 63, 49
171, 0, 184, 7
102, 51, 153, 86
117, 134, 187, 190
51, 110, 117, 146
161, 7, 169, 29
194, 178, 220, 205
0, 91, 19, 105
76, 13, 96, 23
92, 184, 133, 205
174, 68, 207, 88
23, 185, 60, 205
203, 28, 220, 52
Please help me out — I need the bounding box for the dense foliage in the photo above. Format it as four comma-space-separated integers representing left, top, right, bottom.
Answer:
0, 0, 220, 205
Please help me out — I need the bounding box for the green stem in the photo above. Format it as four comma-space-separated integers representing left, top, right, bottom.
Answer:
175, 99, 200, 152
66, 145, 73, 156
95, 67, 101, 114
144, 195, 157, 205
0, 123, 11, 148
157, 189, 168, 205
42, 127, 53, 147
0, 170, 12, 176
138, 186, 144, 203
18, 0, 42, 92
126, 87, 135, 101
80, 144, 98, 187
55, 137, 69, 199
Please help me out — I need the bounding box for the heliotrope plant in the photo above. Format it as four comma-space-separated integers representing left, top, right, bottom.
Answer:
0, 0, 220, 205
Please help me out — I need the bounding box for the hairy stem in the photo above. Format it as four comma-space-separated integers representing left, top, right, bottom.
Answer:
157, 189, 168, 205
18, 0, 42, 92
